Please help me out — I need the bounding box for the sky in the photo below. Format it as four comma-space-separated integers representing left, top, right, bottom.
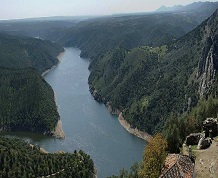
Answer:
0, 0, 218, 20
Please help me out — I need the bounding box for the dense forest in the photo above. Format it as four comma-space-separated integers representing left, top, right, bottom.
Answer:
0, 33, 63, 73
81, 5, 218, 140
60, 1, 218, 60
0, 68, 59, 134
0, 33, 64, 135
0, 137, 94, 178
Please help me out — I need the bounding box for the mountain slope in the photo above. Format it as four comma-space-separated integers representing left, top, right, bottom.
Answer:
62, 13, 199, 59
61, 2, 218, 62
88, 9, 218, 134
0, 33, 63, 73
156, 1, 218, 13
0, 34, 64, 136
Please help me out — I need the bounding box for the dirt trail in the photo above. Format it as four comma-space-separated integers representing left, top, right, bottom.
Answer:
193, 140, 218, 178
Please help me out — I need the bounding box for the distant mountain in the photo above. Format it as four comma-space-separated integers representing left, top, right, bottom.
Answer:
60, 2, 218, 61
156, 5, 183, 12
156, 1, 218, 13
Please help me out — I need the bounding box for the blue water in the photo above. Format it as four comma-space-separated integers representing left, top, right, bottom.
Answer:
2, 48, 146, 177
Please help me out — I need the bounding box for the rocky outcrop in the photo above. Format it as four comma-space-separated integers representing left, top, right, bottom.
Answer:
197, 137, 212, 149
197, 36, 218, 97
186, 133, 203, 145
197, 9, 218, 97
203, 117, 218, 137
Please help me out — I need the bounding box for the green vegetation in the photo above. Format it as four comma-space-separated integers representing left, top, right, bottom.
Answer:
0, 33, 64, 135
63, 12, 202, 60
0, 137, 94, 178
164, 97, 218, 153
89, 36, 200, 133
139, 134, 167, 178
0, 33, 63, 73
190, 145, 198, 150
0, 68, 59, 134
90, 7, 218, 178
109, 163, 139, 178
88, 8, 218, 136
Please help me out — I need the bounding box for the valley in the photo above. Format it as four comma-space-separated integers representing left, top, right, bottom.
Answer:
0, 1, 218, 177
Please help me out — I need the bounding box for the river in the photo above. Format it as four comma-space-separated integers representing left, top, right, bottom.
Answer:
2, 48, 146, 177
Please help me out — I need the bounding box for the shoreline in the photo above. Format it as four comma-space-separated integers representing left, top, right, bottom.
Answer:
43, 51, 66, 139
118, 112, 152, 142
89, 85, 152, 142
41, 64, 59, 77
52, 91, 65, 139
41, 51, 65, 77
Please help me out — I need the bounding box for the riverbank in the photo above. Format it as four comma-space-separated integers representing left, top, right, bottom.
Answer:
118, 112, 152, 142
43, 51, 65, 139
89, 85, 151, 142
42, 64, 59, 77
41, 51, 65, 77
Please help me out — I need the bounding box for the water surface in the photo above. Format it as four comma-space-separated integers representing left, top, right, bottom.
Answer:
2, 48, 146, 177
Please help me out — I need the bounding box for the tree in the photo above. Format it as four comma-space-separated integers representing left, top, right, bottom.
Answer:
138, 133, 167, 178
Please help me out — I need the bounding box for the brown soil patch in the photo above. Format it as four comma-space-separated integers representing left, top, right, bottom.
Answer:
193, 140, 218, 178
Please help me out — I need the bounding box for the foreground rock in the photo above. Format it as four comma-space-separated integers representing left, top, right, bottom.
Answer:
186, 133, 203, 145
203, 118, 218, 137
198, 137, 212, 149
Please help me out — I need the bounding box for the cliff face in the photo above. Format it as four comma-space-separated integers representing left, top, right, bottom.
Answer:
197, 9, 218, 98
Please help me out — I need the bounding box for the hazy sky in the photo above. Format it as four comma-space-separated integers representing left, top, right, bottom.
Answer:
0, 0, 218, 20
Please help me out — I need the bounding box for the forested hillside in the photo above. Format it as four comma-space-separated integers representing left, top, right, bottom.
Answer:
0, 33, 63, 73
0, 33, 64, 136
0, 68, 59, 134
0, 137, 94, 178
88, 8, 218, 135
61, 1, 218, 61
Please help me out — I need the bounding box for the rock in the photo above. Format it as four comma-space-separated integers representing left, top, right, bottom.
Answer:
197, 133, 205, 149
197, 137, 212, 149
203, 118, 218, 137
186, 133, 203, 145
197, 33, 218, 97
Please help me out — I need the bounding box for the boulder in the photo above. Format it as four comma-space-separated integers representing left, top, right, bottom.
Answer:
203, 118, 218, 137
197, 137, 212, 149
186, 133, 202, 145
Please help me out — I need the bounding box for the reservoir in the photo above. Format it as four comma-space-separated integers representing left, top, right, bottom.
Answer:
2, 48, 145, 177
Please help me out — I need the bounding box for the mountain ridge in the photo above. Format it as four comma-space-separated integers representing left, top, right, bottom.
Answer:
88, 8, 218, 134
